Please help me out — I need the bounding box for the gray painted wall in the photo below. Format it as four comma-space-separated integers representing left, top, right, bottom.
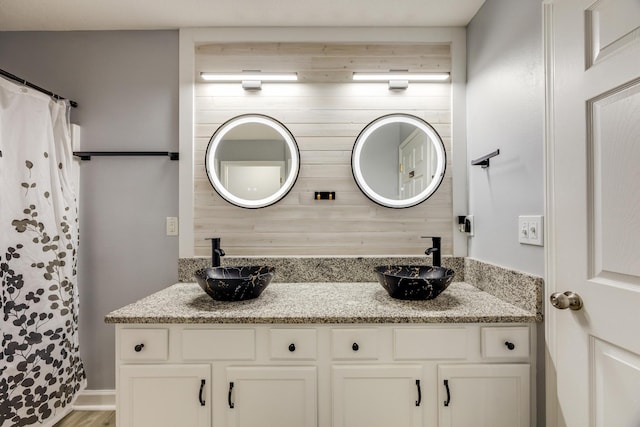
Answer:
466, 0, 544, 277
467, 2, 544, 426
0, 31, 179, 390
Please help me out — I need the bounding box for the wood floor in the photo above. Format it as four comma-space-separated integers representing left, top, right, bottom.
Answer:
54, 411, 115, 427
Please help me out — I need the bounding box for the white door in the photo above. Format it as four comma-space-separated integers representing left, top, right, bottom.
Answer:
438, 364, 530, 427
332, 365, 423, 427
119, 364, 210, 427
399, 130, 426, 199
546, 0, 640, 426
226, 366, 317, 427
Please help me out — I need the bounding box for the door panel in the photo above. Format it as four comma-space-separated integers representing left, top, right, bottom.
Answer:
592, 338, 640, 427
332, 365, 422, 427
119, 364, 210, 427
226, 366, 317, 427
585, 0, 640, 67
438, 364, 530, 427
588, 81, 640, 280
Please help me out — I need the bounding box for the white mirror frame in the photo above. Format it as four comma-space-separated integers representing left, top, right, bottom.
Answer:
352, 114, 446, 208
205, 114, 300, 209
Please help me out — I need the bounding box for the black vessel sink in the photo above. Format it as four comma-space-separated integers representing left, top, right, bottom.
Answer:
374, 265, 455, 300
195, 266, 275, 301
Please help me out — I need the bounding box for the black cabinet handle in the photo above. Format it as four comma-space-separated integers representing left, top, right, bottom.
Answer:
228, 382, 234, 408
134, 344, 144, 352
199, 379, 206, 406
444, 379, 451, 407
227, 381, 235, 409
352, 342, 359, 351
505, 341, 516, 350
415, 380, 422, 406
289, 343, 296, 352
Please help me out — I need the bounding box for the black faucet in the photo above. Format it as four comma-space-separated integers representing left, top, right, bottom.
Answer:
422, 236, 441, 267
207, 237, 226, 267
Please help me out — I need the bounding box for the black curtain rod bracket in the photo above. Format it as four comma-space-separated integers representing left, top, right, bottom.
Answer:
471, 149, 500, 168
73, 151, 179, 161
0, 68, 78, 108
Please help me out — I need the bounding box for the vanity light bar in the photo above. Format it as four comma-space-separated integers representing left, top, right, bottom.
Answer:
352, 72, 450, 82
200, 72, 298, 82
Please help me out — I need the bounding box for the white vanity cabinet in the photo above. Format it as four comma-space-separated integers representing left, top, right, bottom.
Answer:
115, 324, 534, 427
117, 328, 210, 427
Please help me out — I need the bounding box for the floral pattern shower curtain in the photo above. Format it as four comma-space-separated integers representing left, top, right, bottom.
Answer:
0, 77, 86, 426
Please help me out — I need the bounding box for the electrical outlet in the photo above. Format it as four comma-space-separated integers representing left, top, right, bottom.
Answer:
166, 217, 178, 236
518, 215, 543, 246
464, 215, 474, 236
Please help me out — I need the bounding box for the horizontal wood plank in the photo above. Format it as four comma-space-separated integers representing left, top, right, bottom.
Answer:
194, 82, 452, 98
195, 108, 451, 126
196, 43, 450, 57
194, 96, 451, 113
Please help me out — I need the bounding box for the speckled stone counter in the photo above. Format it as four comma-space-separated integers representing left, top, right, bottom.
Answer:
105, 282, 538, 324
178, 256, 466, 283
177, 256, 544, 318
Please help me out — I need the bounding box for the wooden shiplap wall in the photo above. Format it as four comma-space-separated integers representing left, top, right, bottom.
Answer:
193, 43, 453, 256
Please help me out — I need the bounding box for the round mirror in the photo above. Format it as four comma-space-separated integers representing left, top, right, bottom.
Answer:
352, 114, 446, 208
205, 114, 300, 208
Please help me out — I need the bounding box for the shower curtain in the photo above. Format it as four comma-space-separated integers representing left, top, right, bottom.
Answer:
0, 77, 86, 426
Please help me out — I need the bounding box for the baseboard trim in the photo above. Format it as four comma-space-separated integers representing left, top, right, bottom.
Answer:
72, 389, 116, 411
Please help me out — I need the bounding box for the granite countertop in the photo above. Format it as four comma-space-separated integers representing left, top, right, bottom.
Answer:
105, 282, 538, 324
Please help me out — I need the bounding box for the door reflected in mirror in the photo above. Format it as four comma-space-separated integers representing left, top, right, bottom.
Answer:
205, 114, 300, 208
352, 114, 446, 208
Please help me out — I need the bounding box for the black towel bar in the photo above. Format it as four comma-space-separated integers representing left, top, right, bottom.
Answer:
73, 151, 179, 161
470, 149, 500, 168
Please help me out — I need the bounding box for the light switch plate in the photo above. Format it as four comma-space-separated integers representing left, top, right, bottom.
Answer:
518, 215, 543, 246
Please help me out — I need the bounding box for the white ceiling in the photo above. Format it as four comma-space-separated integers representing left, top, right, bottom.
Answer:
0, 0, 485, 31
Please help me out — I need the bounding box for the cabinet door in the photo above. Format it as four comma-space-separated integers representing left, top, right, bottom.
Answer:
119, 364, 210, 427
438, 364, 530, 427
333, 365, 423, 427
226, 366, 317, 427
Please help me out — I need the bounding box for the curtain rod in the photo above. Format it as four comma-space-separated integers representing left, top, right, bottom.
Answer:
0, 68, 78, 108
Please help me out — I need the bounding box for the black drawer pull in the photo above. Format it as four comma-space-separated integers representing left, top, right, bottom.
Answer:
289, 343, 296, 352
505, 341, 516, 350
134, 344, 144, 352
352, 342, 359, 351
415, 380, 422, 406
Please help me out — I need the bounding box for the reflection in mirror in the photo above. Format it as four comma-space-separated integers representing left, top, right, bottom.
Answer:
205, 114, 300, 208
352, 114, 446, 208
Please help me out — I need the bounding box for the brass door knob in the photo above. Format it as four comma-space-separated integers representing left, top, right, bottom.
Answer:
550, 291, 583, 311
